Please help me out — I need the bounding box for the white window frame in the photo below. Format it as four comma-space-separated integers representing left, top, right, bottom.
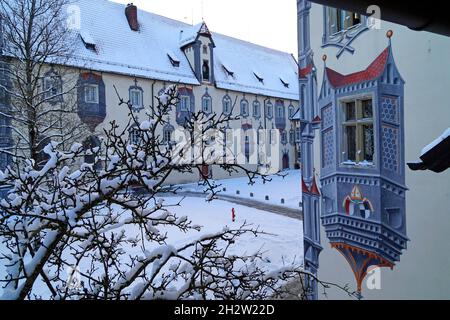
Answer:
266, 101, 273, 119
253, 101, 260, 118
130, 88, 143, 108
84, 84, 99, 104
43, 75, 61, 99
202, 96, 212, 113
180, 95, 190, 112
223, 96, 232, 115
241, 100, 249, 117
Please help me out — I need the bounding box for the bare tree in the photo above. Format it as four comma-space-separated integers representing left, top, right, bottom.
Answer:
0, 0, 87, 168
0, 86, 354, 300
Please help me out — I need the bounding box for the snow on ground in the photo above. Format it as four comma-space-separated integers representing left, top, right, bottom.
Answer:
178, 169, 302, 209
155, 196, 303, 266
0, 196, 303, 298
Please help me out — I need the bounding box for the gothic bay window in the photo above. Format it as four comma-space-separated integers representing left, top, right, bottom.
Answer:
84, 84, 99, 103
241, 99, 249, 117
180, 95, 190, 112
341, 97, 374, 164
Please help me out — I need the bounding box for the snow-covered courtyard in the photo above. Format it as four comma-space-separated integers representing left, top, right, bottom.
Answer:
178, 169, 303, 209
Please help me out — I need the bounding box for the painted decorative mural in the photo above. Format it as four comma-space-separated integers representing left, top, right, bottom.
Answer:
318, 34, 409, 296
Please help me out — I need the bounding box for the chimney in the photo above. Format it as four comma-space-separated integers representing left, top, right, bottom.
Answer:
125, 3, 139, 31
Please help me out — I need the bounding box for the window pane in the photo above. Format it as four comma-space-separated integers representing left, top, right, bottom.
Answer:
362, 99, 373, 119
345, 125, 356, 161
345, 101, 356, 121
363, 124, 374, 162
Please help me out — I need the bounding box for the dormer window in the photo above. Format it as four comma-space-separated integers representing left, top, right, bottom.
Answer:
280, 78, 290, 88
222, 65, 234, 77
80, 30, 96, 52
202, 60, 210, 82
254, 72, 264, 84
167, 51, 180, 67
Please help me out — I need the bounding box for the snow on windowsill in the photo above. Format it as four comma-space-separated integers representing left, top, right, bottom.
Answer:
341, 160, 374, 167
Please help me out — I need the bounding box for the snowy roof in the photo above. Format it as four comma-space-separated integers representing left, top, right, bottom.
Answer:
65, 0, 299, 100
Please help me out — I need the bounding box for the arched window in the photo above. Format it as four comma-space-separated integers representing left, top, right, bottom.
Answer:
240, 99, 249, 117
222, 95, 232, 115
163, 124, 175, 144
266, 100, 273, 119
202, 92, 212, 114
252, 100, 261, 118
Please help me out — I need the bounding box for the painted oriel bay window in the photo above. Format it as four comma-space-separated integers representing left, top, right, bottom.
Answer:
77, 73, 106, 132
318, 43, 408, 295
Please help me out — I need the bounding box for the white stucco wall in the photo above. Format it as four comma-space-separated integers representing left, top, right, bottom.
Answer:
308, 4, 450, 299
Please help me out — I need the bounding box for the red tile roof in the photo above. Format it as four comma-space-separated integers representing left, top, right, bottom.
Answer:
312, 115, 321, 123
301, 176, 321, 196
301, 178, 310, 193
326, 47, 389, 88
310, 176, 321, 196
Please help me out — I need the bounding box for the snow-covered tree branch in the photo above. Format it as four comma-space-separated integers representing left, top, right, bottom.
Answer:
0, 84, 356, 300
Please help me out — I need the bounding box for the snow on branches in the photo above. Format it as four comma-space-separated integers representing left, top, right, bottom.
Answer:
0, 85, 340, 300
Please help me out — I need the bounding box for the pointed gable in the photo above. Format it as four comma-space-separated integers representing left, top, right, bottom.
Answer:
310, 176, 321, 196
180, 21, 214, 48
325, 47, 389, 88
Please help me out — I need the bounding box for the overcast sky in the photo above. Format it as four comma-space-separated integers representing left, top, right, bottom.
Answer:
111, 0, 298, 56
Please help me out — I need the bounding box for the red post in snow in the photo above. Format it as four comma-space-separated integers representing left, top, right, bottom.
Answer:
231, 208, 236, 222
